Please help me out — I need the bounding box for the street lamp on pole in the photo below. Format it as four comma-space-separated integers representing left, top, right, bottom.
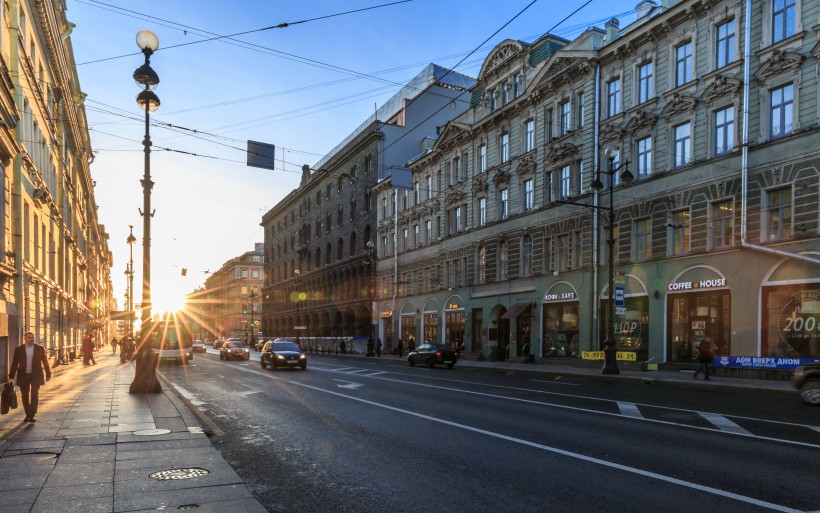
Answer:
126, 225, 136, 336
592, 145, 634, 375
249, 288, 256, 349
293, 269, 301, 346
365, 240, 375, 340
133, 30, 160, 327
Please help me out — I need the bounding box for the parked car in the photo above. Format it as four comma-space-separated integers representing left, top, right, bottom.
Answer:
192, 340, 206, 353
220, 341, 250, 360
793, 362, 820, 405
407, 343, 459, 369
260, 340, 307, 370
213, 339, 226, 349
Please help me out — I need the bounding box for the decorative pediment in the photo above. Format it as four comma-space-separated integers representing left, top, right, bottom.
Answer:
445, 190, 466, 207
482, 41, 524, 77
770, 166, 784, 186
755, 50, 804, 82
515, 157, 537, 176
600, 123, 624, 144
624, 110, 658, 133
472, 176, 489, 194
661, 93, 697, 118
491, 169, 511, 186
701, 74, 742, 105
545, 142, 578, 162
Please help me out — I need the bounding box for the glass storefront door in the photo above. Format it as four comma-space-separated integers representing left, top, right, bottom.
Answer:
667, 291, 730, 363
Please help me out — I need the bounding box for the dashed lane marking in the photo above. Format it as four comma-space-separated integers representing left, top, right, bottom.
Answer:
699, 412, 753, 436
617, 402, 644, 419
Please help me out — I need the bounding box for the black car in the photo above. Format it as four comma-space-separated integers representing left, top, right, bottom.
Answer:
191, 340, 206, 353
261, 340, 307, 370
407, 343, 459, 369
220, 341, 250, 360
793, 362, 820, 405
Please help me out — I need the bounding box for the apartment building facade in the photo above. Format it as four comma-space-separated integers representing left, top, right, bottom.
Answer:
375, 0, 820, 368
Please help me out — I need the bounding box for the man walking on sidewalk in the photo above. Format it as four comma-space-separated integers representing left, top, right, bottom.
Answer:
8, 331, 51, 422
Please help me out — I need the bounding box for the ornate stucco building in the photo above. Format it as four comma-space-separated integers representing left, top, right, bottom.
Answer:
0, 0, 113, 379
375, 0, 820, 369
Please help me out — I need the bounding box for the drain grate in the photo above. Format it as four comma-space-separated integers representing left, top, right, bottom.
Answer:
149, 467, 210, 480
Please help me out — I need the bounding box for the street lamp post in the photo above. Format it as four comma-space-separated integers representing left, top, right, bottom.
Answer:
133, 30, 160, 326
293, 269, 301, 346
249, 288, 256, 349
126, 225, 136, 336
365, 241, 375, 340
592, 145, 633, 375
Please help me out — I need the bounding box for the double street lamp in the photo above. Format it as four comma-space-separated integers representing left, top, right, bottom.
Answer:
125, 225, 136, 336
133, 30, 160, 325
593, 146, 634, 375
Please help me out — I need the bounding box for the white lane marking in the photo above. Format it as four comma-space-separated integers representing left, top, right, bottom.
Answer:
334, 380, 364, 390
700, 412, 753, 436
293, 381, 805, 513
531, 379, 580, 386
617, 402, 644, 419
235, 390, 263, 397
810, 426, 820, 434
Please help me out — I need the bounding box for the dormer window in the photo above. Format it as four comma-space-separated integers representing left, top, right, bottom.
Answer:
502, 83, 509, 105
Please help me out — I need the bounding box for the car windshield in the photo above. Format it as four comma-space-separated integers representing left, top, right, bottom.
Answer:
273, 342, 301, 352
226, 342, 245, 349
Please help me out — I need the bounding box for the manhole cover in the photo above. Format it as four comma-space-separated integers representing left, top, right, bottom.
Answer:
133, 428, 172, 436
149, 468, 209, 480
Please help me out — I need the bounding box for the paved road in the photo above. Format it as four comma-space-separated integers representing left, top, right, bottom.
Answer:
160, 349, 820, 513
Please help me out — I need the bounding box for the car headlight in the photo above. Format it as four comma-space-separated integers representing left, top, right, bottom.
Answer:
244, 349, 249, 353
299, 354, 306, 359
276, 354, 286, 360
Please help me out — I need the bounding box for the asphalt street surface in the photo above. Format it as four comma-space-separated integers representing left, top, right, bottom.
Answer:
159, 349, 820, 513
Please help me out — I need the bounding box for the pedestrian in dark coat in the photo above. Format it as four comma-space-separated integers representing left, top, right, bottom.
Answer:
82, 333, 96, 366
408, 337, 416, 352
9, 332, 51, 422
397, 338, 403, 358
376, 337, 382, 357
367, 337, 374, 357
693, 337, 715, 380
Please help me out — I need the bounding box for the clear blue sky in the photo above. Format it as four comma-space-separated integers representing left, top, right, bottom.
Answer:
68, 0, 639, 311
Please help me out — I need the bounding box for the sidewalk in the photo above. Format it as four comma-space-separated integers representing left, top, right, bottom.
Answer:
0, 352, 266, 513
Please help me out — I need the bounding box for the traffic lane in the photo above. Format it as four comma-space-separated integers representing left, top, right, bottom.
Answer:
309, 355, 813, 425
294, 370, 819, 513
171, 358, 818, 513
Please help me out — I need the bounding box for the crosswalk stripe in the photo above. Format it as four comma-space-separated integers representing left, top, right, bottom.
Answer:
617, 402, 643, 419
700, 412, 752, 435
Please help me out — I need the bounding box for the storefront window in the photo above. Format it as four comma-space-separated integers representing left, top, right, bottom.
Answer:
382, 316, 393, 349
599, 296, 649, 361
445, 311, 465, 350
401, 315, 417, 348
667, 292, 730, 363
543, 303, 579, 357
424, 313, 438, 344
763, 285, 820, 358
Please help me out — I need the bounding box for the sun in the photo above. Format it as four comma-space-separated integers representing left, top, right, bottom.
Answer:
150, 285, 187, 314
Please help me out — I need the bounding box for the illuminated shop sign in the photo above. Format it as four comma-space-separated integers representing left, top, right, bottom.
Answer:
447, 303, 462, 310
543, 292, 577, 302
712, 356, 820, 369
667, 278, 727, 291
380, 310, 393, 317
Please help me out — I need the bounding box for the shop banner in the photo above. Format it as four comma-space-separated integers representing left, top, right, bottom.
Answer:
712, 356, 820, 369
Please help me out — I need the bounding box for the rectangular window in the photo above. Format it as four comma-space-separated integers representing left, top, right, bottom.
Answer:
479, 144, 487, 172
455, 207, 462, 232
670, 210, 691, 256
500, 133, 509, 163
607, 79, 621, 117
767, 187, 792, 240
499, 189, 508, 220
560, 100, 571, 135
557, 234, 570, 271
425, 220, 432, 244
514, 74, 523, 98
634, 217, 652, 260
490, 89, 497, 111
773, 0, 796, 43
524, 119, 535, 152
675, 42, 693, 87
425, 175, 432, 199
560, 166, 571, 199
502, 83, 509, 105
711, 200, 734, 249
638, 62, 653, 104
716, 19, 736, 68
637, 136, 652, 178
414, 181, 420, 204
714, 106, 734, 155
576, 92, 584, 128
547, 108, 554, 140
454, 157, 461, 182
402, 228, 408, 251
477, 197, 486, 227
545, 172, 553, 204
674, 123, 691, 167
770, 84, 794, 138
523, 179, 533, 212
414, 224, 420, 247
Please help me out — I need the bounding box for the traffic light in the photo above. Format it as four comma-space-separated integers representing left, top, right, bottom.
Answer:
242, 304, 247, 314
250, 321, 255, 328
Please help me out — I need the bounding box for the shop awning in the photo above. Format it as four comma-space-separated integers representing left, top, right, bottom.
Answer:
501, 302, 532, 319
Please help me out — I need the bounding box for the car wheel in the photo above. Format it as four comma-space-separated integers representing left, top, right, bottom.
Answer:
426, 357, 434, 368
447, 362, 455, 369
408, 357, 415, 367
300, 363, 307, 370
220, 353, 224, 360
800, 380, 820, 406
260, 360, 267, 369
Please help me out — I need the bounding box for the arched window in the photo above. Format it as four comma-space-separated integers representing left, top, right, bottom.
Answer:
350, 232, 357, 257
477, 246, 487, 284
337, 238, 344, 260
498, 242, 508, 280
521, 235, 533, 277
315, 247, 321, 268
